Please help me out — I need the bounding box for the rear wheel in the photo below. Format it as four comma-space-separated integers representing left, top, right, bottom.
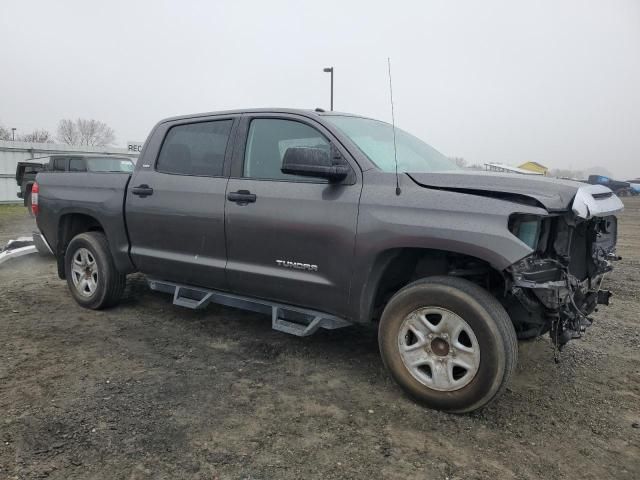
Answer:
64, 232, 126, 309
378, 276, 518, 413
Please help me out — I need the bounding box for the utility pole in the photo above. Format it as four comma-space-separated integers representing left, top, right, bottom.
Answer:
323, 67, 334, 110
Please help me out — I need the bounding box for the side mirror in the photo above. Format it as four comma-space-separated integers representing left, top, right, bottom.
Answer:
281, 146, 349, 182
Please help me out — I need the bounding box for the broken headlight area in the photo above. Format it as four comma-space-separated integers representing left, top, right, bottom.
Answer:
509, 214, 543, 250
506, 214, 619, 349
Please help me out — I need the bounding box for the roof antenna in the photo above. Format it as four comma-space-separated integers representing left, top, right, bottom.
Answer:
388, 57, 401, 195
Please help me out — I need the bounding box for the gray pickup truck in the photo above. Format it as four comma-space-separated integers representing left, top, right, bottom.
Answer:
33, 108, 623, 412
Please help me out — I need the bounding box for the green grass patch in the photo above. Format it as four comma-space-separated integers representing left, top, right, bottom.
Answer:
0, 203, 27, 219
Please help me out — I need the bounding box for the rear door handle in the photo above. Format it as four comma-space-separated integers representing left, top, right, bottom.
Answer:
131, 184, 154, 197
227, 190, 257, 204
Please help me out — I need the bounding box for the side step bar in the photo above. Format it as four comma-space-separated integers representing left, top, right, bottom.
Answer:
147, 278, 352, 337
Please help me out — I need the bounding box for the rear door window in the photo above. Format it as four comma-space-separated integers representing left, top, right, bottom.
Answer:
69, 158, 86, 172
156, 120, 233, 176
52, 158, 68, 171
85, 157, 133, 172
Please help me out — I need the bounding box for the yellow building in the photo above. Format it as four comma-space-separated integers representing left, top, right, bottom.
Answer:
518, 161, 548, 176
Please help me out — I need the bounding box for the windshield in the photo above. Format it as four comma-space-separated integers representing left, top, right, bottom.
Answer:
86, 157, 134, 173
325, 116, 458, 173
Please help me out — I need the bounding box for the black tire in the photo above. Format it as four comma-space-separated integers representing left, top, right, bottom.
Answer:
378, 276, 518, 413
26, 192, 34, 217
64, 232, 126, 309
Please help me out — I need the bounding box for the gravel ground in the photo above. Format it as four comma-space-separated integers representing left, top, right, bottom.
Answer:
0, 199, 639, 480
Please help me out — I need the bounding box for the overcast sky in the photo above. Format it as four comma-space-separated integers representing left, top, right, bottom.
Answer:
1, 0, 639, 178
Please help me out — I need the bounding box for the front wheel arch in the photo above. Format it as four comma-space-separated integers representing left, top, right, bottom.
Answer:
360, 248, 507, 324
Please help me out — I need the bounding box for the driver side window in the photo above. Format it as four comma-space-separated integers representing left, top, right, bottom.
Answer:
243, 119, 330, 181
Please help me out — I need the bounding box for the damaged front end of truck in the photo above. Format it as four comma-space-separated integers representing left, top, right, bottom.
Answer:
506, 184, 624, 348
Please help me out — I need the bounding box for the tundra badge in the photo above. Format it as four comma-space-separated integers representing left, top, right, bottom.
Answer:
276, 260, 318, 272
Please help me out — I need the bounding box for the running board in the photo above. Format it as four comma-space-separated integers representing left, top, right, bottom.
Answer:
147, 278, 352, 337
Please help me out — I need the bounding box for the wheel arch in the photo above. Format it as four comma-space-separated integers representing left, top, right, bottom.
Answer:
356, 247, 507, 325
55, 213, 107, 279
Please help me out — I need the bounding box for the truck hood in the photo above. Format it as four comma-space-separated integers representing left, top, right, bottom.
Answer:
407, 170, 581, 211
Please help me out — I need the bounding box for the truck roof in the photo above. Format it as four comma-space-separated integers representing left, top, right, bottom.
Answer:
20, 154, 134, 163
157, 108, 367, 125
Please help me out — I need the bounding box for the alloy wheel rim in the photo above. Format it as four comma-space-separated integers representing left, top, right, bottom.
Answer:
397, 306, 480, 392
71, 248, 98, 297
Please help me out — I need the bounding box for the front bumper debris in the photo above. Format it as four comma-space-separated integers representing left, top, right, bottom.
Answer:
572, 184, 624, 219
0, 237, 37, 265
508, 204, 622, 349
0, 231, 53, 265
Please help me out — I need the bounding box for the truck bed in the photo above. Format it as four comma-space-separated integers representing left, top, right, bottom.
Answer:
35, 172, 134, 273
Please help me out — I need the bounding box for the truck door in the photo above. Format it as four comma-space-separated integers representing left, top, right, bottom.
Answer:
126, 116, 237, 289
224, 114, 362, 318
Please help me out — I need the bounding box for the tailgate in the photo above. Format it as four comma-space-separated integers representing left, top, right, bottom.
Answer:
16, 162, 44, 185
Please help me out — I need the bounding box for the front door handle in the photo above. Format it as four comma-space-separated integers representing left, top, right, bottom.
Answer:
227, 190, 257, 204
132, 184, 154, 197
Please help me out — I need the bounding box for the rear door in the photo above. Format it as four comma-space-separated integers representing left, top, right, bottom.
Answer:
224, 114, 362, 317
126, 116, 237, 289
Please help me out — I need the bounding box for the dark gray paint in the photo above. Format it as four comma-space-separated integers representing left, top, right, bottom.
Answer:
36, 108, 586, 323
35, 171, 134, 273
346, 170, 548, 321
223, 112, 361, 316
407, 171, 581, 211
126, 173, 230, 288
225, 177, 361, 316
125, 116, 239, 289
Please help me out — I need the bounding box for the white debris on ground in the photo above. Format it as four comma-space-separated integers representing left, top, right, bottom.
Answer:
0, 236, 37, 265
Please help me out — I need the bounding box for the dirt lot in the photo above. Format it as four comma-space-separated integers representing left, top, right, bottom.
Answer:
1, 199, 639, 480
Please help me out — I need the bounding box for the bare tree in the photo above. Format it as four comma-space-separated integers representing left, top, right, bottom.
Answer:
57, 118, 116, 146
0, 124, 12, 140
18, 129, 54, 143
77, 119, 115, 146
57, 119, 78, 145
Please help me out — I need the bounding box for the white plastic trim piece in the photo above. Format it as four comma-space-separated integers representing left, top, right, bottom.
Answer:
9, 236, 33, 245
0, 245, 37, 265
572, 184, 624, 219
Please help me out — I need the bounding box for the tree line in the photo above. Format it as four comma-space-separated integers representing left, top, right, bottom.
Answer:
0, 119, 115, 147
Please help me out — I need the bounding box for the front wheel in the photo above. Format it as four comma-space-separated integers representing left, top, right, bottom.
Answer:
64, 232, 126, 309
378, 276, 518, 413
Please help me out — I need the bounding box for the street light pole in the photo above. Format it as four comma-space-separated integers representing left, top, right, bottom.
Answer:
323, 67, 334, 111
11, 128, 16, 141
